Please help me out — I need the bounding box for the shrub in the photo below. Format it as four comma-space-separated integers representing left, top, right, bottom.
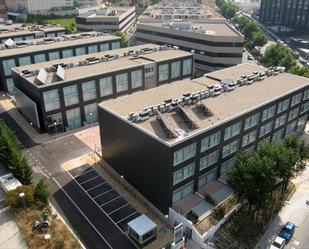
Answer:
204, 193, 217, 206
213, 206, 225, 221
6, 185, 35, 208
186, 210, 199, 224
34, 179, 49, 203
55, 235, 65, 249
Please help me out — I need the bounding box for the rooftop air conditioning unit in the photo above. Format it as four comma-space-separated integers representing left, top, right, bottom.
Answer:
127, 112, 134, 121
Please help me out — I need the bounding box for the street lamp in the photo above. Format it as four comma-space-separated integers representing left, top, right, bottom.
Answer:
19, 192, 29, 222
44, 234, 51, 249
164, 214, 169, 228
89, 112, 93, 125
54, 121, 58, 135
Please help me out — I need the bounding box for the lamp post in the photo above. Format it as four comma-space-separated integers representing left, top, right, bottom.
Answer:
19, 192, 29, 222
54, 121, 57, 135
165, 214, 169, 228
44, 234, 51, 249
89, 112, 93, 125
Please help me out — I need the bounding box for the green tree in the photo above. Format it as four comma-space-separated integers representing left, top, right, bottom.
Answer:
115, 31, 128, 47
34, 179, 49, 203
289, 65, 309, 78
252, 31, 267, 47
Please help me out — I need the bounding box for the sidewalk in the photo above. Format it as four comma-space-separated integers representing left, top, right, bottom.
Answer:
0, 207, 28, 249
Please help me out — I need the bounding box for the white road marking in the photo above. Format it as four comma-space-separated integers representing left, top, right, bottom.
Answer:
74, 168, 95, 178
108, 203, 130, 215
93, 188, 114, 199
52, 177, 113, 249
116, 211, 139, 224
40, 170, 49, 178
85, 182, 107, 192
100, 195, 122, 207
67, 172, 124, 233
79, 175, 100, 185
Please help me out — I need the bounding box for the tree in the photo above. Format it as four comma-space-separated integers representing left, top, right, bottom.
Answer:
34, 179, 49, 203
252, 31, 267, 47
289, 65, 309, 78
115, 31, 128, 47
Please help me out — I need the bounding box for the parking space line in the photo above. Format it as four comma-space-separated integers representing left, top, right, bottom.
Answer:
52, 177, 113, 249
74, 168, 95, 178
67, 172, 124, 234
80, 175, 100, 185
100, 195, 122, 207
108, 203, 130, 215
116, 211, 139, 224
86, 182, 107, 192
93, 188, 114, 199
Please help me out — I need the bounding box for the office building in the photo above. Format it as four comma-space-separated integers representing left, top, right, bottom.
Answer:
6, 0, 74, 14
0, 31, 121, 93
76, 6, 136, 35
259, 0, 309, 33
98, 64, 309, 213
11, 44, 193, 133
0, 0, 7, 19
136, 2, 244, 72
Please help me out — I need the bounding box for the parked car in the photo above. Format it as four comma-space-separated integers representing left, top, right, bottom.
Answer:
279, 222, 295, 241
270, 236, 286, 249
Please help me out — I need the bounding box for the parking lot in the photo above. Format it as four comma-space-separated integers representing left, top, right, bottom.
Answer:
68, 166, 141, 233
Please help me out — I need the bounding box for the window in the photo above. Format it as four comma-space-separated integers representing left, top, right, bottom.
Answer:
111, 41, 120, 49
159, 64, 169, 82
244, 113, 260, 130
66, 108, 81, 130
224, 122, 241, 141
173, 143, 196, 166
173, 163, 195, 185
275, 114, 287, 129
183, 58, 192, 75
171, 61, 181, 79
84, 103, 98, 124
6, 78, 14, 94
88, 45, 98, 53
18, 56, 31, 66
131, 70, 143, 89
3, 58, 16, 76
76, 47, 86, 56
272, 129, 285, 144
172, 182, 194, 204
100, 43, 109, 51
277, 99, 290, 113
222, 140, 239, 158
288, 107, 299, 121
63, 85, 79, 106
286, 121, 297, 134
262, 105, 276, 121
242, 130, 257, 147
25, 35, 34, 40
82, 81, 97, 101
220, 157, 236, 177
43, 89, 60, 112
48, 51, 60, 60
303, 89, 309, 100
57, 32, 65, 36
300, 102, 309, 114
34, 54, 46, 63
99, 77, 113, 97
62, 49, 73, 58
297, 115, 307, 132
260, 121, 273, 137
291, 93, 302, 106
46, 33, 55, 37
198, 169, 217, 188
116, 73, 128, 93
200, 150, 219, 171
201, 131, 221, 152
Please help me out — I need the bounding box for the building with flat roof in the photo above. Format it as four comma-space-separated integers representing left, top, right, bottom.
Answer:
136, 2, 244, 72
11, 44, 193, 134
76, 5, 136, 35
0, 31, 121, 93
98, 64, 309, 213
259, 0, 309, 33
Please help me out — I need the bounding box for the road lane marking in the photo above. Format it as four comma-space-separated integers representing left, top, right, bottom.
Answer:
93, 188, 114, 199
108, 203, 130, 215
79, 175, 100, 185
52, 177, 113, 249
116, 210, 139, 224
85, 182, 107, 192
100, 195, 122, 207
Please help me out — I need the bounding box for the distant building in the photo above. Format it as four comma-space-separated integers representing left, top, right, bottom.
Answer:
259, 0, 309, 33
6, 0, 74, 15
136, 2, 244, 72
11, 44, 193, 133
98, 64, 309, 214
0, 0, 7, 19
76, 6, 136, 35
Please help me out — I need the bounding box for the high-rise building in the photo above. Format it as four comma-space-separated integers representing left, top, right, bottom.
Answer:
259, 0, 309, 33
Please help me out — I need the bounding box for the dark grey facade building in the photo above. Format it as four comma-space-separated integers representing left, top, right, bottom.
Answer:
0, 31, 121, 93
11, 44, 193, 134
98, 64, 309, 214
259, 0, 309, 33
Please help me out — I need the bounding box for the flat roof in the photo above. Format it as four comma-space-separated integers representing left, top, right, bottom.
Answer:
127, 214, 156, 235
77, 6, 134, 19
0, 23, 65, 39
0, 32, 120, 57
100, 64, 309, 145
13, 44, 191, 85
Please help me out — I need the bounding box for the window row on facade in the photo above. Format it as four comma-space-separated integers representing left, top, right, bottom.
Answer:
0, 31, 66, 44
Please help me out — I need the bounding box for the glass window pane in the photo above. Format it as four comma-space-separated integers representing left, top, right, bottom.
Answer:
48, 51, 60, 60
172, 182, 194, 204
131, 70, 143, 89
173, 143, 196, 166
76, 47, 86, 56
66, 107, 81, 130
100, 43, 109, 51
220, 157, 236, 177
277, 99, 290, 114
62, 49, 73, 58
116, 73, 128, 93
200, 150, 219, 171
291, 93, 302, 106
99, 77, 113, 96
222, 140, 239, 158
262, 105, 276, 121
34, 54, 46, 63
63, 85, 79, 106
183, 58, 192, 75
275, 114, 287, 129
260, 121, 273, 137
43, 89, 60, 112
171, 61, 181, 79
242, 130, 257, 147
159, 64, 169, 82
173, 162, 195, 185
6, 78, 15, 94
84, 103, 98, 124
2, 58, 16, 76
88, 45, 98, 54
224, 122, 241, 141
198, 169, 216, 188
18, 56, 31, 66
201, 131, 221, 152
111, 41, 120, 49
82, 81, 97, 101
244, 113, 259, 130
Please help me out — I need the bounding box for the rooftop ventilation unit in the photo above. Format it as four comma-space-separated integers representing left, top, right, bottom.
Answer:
156, 110, 178, 138
43, 38, 56, 44
85, 57, 100, 64
196, 102, 214, 117
37, 68, 48, 84
4, 38, 14, 47
21, 70, 32, 77
16, 41, 28, 48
